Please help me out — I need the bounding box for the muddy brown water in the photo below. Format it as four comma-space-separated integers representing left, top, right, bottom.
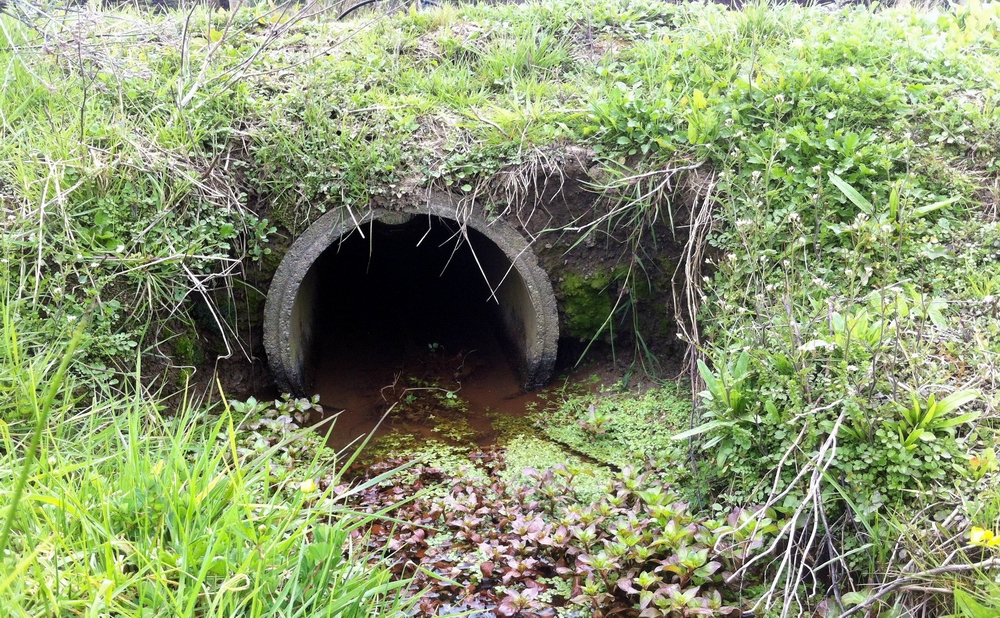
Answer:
311, 315, 546, 451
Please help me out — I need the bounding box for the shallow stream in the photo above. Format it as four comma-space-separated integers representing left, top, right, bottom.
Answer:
311, 318, 546, 451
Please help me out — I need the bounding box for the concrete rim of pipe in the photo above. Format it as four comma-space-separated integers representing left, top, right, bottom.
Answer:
263, 193, 560, 396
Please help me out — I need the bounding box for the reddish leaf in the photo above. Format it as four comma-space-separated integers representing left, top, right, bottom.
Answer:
617, 578, 638, 594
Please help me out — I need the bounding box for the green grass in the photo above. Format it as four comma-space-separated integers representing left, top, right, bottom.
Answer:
0, 353, 414, 616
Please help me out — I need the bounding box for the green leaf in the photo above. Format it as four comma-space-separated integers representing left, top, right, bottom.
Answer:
954, 588, 996, 618
921, 245, 952, 260
903, 428, 926, 448
900, 395, 921, 427
842, 591, 869, 607
697, 360, 720, 396
828, 172, 873, 215
895, 295, 910, 318
933, 411, 980, 429
914, 195, 961, 216
733, 351, 750, 381
926, 299, 948, 328
701, 435, 723, 450
671, 420, 731, 441
831, 312, 846, 333
934, 390, 979, 417
692, 88, 707, 110
687, 120, 699, 145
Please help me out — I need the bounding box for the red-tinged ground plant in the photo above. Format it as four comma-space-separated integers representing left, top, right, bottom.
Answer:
342, 451, 774, 617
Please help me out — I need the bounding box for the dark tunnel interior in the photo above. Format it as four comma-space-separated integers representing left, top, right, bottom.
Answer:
304, 215, 527, 445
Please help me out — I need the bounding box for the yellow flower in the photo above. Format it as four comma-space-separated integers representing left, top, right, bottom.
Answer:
969, 527, 1000, 547
298, 479, 318, 494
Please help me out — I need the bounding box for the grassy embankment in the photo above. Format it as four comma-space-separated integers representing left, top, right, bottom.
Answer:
2, 0, 1000, 615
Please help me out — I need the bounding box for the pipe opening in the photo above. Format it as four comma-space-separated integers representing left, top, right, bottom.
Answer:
264, 199, 560, 442
309, 214, 520, 378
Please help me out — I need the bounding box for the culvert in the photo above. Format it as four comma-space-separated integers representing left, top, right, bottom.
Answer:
263, 194, 559, 397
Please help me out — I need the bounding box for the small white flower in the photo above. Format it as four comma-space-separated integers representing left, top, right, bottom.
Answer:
812, 165, 822, 174
774, 94, 785, 103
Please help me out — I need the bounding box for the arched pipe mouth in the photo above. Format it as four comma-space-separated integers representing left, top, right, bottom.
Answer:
263, 194, 559, 396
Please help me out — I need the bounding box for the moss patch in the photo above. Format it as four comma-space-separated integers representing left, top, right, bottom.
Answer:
557, 271, 615, 340
173, 332, 205, 367
540, 386, 691, 478
500, 436, 612, 503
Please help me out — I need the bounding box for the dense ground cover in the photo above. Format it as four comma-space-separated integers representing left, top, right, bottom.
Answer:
2, 0, 1000, 615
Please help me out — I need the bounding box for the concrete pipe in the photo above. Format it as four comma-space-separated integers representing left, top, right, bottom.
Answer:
263, 194, 559, 396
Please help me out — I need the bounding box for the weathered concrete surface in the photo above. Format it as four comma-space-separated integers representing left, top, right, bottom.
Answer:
263, 192, 559, 396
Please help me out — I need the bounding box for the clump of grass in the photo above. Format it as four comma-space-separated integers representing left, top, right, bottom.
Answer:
0, 320, 412, 616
